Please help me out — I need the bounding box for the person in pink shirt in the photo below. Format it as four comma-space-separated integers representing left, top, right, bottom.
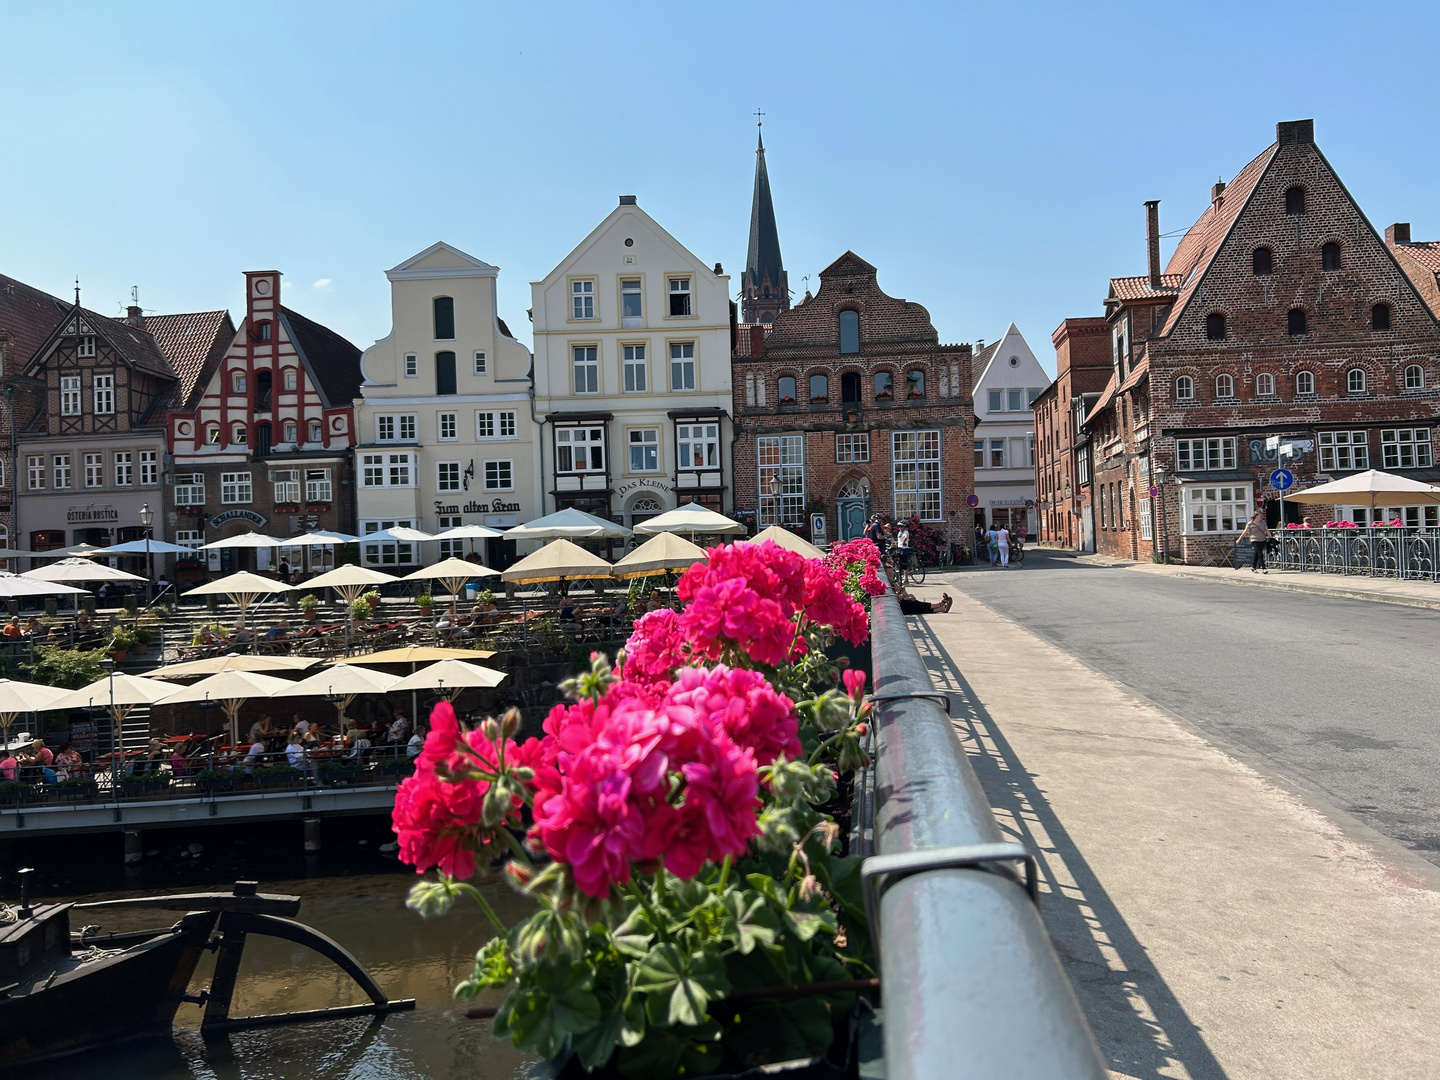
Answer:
0, 753, 18, 782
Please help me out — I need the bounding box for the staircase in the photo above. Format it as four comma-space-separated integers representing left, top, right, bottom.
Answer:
120, 704, 153, 755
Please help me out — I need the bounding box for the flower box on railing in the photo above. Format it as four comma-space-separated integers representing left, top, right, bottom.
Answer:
273, 504, 300, 515
304, 502, 332, 512
176, 506, 206, 516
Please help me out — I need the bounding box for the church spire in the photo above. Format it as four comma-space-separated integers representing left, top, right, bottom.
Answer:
742, 118, 788, 325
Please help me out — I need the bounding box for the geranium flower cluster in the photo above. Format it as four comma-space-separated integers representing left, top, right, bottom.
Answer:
675, 540, 868, 665
825, 538, 887, 606
1324, 520, 1359, 529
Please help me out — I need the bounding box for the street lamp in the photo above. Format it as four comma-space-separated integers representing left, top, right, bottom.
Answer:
138, 503, 154, 604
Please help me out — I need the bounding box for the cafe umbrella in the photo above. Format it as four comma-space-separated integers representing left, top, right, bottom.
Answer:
22, 558, 147, 585
300, 565, 398, 655
1280, 468, 1440, 513
0, 573, 90, 600
40, 672, 179, 780
0, 678, 73, 754
610, 532, 708, 579
739, 524, 826, 560
142, 654, 319, 680
281, 663, 404, 732
632, 501, 746, 539
182, 572, 295, 648
500, 539, 614, 585
152, 669, 298, 748
503, 507, 631, 542
390, 658, 507, 702
403, 557, 501, 616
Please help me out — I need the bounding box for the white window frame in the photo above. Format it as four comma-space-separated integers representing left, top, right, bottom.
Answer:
836, 433, 870, 464
670, 342, 696, 392
1348, 369, 1367, 395
60, 375, 81, 416
404, 353, 418, 378
93, 374, 114, 415
677, 422, 719, 469
571, 279, 596, 320
1216, 374, 1234, 398
473, 351, 487, 375
1176, 438, 1237, 472
475, 410, 517, 440
1382, 428, 1432, 469
1183, 484, 1252, 535
628, 428, 660, 473
988, 389, 1003, 412
53, 454, 71, 490
271, 469, 301, 504
221, 471, 253, 504
309, 420, 323, 443
668, 276, 693, 317
1405, 365, 1425, 391
174, 475, 204, 506
305, 468, 332, 503
573, 345, 599, 394
139, 450, 157, 486
989, 439, 1006, 469
114, 451, 133, 487
76, 335, 96, 358
556, 426, 605, 474
232, 372, 246, 393
438, 412, 458, 441
1175, 375, 1194, 401
623, 344, 648, 393
893, 430, 942, 521
620, 278, 643, 326
1139, 496, 1153, 541
758, 434, 805, 527
27, 455, 44, 491
436, 461, 461, 492
483, 459, 514, 491
175, 529, 204, 554
362, 519, 418, 567
83, 452, 104, 489
282, 421, 298, 443
1319, 431, 1370, 472
376, 414, 417, 443
1296, 370, 1315, 395
359, 452, 417, 489
974, 439, 986, 470
283, 368, 298, 391
232, 423, 247, 445
1256, 372, 1275, 397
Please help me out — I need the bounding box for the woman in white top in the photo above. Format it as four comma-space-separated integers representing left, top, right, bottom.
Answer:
996, 525, 1011, 568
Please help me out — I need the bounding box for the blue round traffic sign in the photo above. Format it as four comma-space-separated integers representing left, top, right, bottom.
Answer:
1270, 468, 1295, 491
965, 494, 979, 508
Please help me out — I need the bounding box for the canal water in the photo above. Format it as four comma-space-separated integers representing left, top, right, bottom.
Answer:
0, 815, 540, 1079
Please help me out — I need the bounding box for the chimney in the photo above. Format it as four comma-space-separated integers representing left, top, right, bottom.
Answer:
713, 262, 723, 275
1386, 222, 1412, 246
125, 305, 144, 328
749, 324, 766, 357
1211, 179, 1227, 205
1145, 200, 1162, 289
618, 194, 637, 205
1276, 119, 1315, 146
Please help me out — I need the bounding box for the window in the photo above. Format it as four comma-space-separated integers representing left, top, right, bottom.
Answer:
114, 452, 133, 487
1288, 308, 1307, 336
174, 474, 204, 506
283, 421, 298, 443
139, 451, 157, 486
176, 529, 203, 553
283, 368, 298, 391
629, 428, 659, 472
77, 335, 96, 358
309, 420, 323, 442
1256, 372, 1275, 396
909, 370, 927, 399
221, 471, 252, 504
1006, 387, 1023, 411
1373, 304, 1392, 332
27, 455, 44, 491
404, 354, 418, 378
573, 346, 598, 394
1382, 428, 1432, 469
232, 372, 247, 393
1027, 388, 1041, 405
556, 427, 605, 472
974, 440, 985, 469
1139, 495, 1153, 541
305, 468, 332, 502
836, 433, 870, 463
256, 320, 272, 342
1206, 313, 1227, 340
436, 351, 457, 396
473, 351, 487, 375
670, 342, 695, 391
778, 376, 797, 404
1296, 370, 1315, 395
1405, 365, 1425, 390
52, 455, 71, 489
988, 389, 1004, 412
1347, 368, 1367, 394
571, 280, 595, 319
93, 374, 114, 415
1319, 431, 1369, 471
433, 296, 455, 340
437, 462, 461, 492
377, 414, 417, 442
893, 430, 942, 520
227, 422, 246, 445
874, 372, 893, 400
436, 514, 463, 560
810, 374, 828, 402
677, 423, 719, 469
668, 277, 692, 316
359, 452, 417, 488
1175, 375, 1194, 401
1176, 438, 1237, 471
1285, 186, 1306, 215
362, 520, 418, 566
758, 434, 805, 526
623, 344, 647, 392
621, 279, 643, 325
206, 424, 221, 444
989, 439, 1006, 468
1253, 248, 1273, 275
82, 453, 102, 488
60, 376, 81, 416
272, 469, 300, 503
1322, 242, 1342, 272
838, 310, 859, 355
1216, 374, 1234, 398
476, 410, 517, 439
1184, 486, 1252, 534
484, 460, 514, 491
841, 372, 861, 404
438, 412, 457, 441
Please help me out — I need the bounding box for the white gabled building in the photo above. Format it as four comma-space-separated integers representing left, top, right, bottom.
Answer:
530, 196, 733, 534
355, 242, 535, 570
971, 322, 1047, 536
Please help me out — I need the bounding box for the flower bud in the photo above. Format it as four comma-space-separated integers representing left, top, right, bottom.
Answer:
798, 874, 823, 902
501, 708, 521, 738
481, 717, 501, 742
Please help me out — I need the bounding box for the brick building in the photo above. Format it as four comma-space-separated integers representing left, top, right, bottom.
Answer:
732, 251, 973, 545
1032, 317, 1111, 550
1071, 119, 1440, 563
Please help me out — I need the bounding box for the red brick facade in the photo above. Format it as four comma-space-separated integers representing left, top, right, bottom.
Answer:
1074, 120, 1440, 563
1033, 318, 1111, 549
732, 252, 973, 545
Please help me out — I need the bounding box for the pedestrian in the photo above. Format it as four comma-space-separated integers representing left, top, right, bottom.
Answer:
895, 522, 911, 573
973, 522, 987, 565
996, 523, 1011, 568
1239, 510, 1271, 573
985, 524, 1000, 566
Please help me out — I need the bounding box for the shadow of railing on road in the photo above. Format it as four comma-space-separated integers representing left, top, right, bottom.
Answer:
905, 613, 1231, 1080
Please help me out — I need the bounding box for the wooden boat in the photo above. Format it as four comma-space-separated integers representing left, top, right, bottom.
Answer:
0, 870, 414, 1068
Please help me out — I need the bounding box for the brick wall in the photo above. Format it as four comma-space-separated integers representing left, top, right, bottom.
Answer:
1035, 317, 1110, 548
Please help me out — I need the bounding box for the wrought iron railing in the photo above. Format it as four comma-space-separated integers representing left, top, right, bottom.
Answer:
1273, 526, 1440, 580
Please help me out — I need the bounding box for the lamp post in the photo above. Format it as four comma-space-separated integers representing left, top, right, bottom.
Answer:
138, 503, 154, 605
1153, 465, 1169, 562
766, 475, 781, 531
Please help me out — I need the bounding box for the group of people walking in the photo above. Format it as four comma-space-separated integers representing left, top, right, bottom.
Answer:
974, 520, 1023, 568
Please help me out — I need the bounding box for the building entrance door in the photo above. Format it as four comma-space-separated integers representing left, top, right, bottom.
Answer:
838, 500, 869, 540
1082, 505, 1095, 553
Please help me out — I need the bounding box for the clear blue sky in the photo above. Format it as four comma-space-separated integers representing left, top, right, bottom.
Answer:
4, 2, 1438, 376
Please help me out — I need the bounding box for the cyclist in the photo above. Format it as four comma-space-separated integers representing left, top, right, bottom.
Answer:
895, 522, 912, 575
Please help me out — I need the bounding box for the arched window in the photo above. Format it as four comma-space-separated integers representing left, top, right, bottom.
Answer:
1287, 308, 1308, 336
1347, 369, 1367, 394
906, 369, 925, 398
841, 372, 861, 403
283, 421, 298, 442
1216, 374, 1234, 398
777, 376, 797, 404
1252, 247, 1273, 275
1285, 186, 1306, 215
873, 372, 893, 400
1175, 375, 1194, 401
1256, 372, 1275, 396
206, 423, 221, 444
433, 296, 455, 340
1322, 243, 1342, 272
309, 419, 323, 442
1405, 365, 1425, 390
1296, 370, 1315, 395
838, 310, 860, 355
1205, 313, 1227, 340
232, 422, 247, 445
1372, 303, 1392, 331
809, 374, 829, 402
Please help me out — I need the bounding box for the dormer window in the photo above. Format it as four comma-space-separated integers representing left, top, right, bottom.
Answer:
1285, 186, 1306, 215
76, 336, 96, 358
839, 310, 860, 355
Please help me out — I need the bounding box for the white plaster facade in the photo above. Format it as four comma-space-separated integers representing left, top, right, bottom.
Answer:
972, 322, 1047, 534
355, 243, 535, 568
531, 197, 733, 531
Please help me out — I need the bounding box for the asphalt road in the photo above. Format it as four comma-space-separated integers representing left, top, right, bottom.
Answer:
943, 551, 1440, 866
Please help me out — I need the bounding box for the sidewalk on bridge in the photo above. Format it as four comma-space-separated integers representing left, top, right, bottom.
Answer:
905, 590, 1440, 1080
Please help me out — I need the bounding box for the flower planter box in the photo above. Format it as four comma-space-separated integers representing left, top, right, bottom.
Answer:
121, 776, 170, 797
255, 771, 299, 788
273, 505, 301, 515
195, 775, 236, 793
55, 780, 99, 800
0, 783, 30, 806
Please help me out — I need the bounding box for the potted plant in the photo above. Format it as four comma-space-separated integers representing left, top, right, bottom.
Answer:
107, 627, 136, 663
194, 767, 236, 793
0, 780, 30, 806
417, 592, 434, 614
318, 759, 361, 783
131, 627, 154, 656
299, 593, 320, 622
253, 763, 299, 788
54, 776, 99, 800
121, 772, 170, 796
351, 597, 373, 624
362, 589, 383, 616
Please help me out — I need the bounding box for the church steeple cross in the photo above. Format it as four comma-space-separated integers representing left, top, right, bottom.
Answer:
754, 108, 765, 127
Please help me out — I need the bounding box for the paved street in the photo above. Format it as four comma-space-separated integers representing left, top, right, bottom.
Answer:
937, 550, 1440, 866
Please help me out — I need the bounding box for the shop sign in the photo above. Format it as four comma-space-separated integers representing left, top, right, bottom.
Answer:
67, 505, 119, 524
484, 515, 518, 527
617, 479, 669, 495
70, 719, 97, 752
209, 508, 267, 528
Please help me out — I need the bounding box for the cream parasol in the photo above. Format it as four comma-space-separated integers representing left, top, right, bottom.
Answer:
632, 501, 746, 538
501, 539, 613, 584
404, 558, 501, 616
1280, 469, 1440, 511
282, 663, 404, 729
740, 525, 826, 560
41, 672, 179, 772
143, 654, 319, 680
182, 572, 294, 637
200, 532, 286, 550
389, 658, 507, 702
22, 558, 147, 584
611, 533, 708, 579
0, 678, 74, 751
504, 508, 631, 541
0, 573, 89, 599
153, 668, 299, 746
343, 645, 497, 666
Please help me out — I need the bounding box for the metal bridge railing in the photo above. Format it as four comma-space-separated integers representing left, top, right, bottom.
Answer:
862, 584, 1106, 1080
1274, 527, 1440, 580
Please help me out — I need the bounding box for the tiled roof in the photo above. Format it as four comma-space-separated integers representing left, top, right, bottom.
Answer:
1108, 274, 1183, 301
280, 306, 362, 408
1157, 143, 1279, 336
1394, 242, 1440, 275
1083, 373, 1118, 425
969, 338, 1002, 382
146, 310, 234, 407
0, 273, 70, 369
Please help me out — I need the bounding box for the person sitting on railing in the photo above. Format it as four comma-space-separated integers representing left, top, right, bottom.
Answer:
894, 584, 953, 615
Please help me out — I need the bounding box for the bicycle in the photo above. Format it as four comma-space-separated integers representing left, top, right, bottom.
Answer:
1010, 539, 1026, 565
902, 550, 925, 587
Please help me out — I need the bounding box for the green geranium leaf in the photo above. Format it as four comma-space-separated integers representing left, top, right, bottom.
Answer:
635, 943, 730, 1029
503, 962, 602, 1058
782, 907, 838, 943
572, 997, 639, 1072
722, 890, 780, 955
454, 937, 513, 999
612, 903, 656, 960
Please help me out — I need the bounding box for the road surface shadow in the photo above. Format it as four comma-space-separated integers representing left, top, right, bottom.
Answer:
905, 614, 1230, 1080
